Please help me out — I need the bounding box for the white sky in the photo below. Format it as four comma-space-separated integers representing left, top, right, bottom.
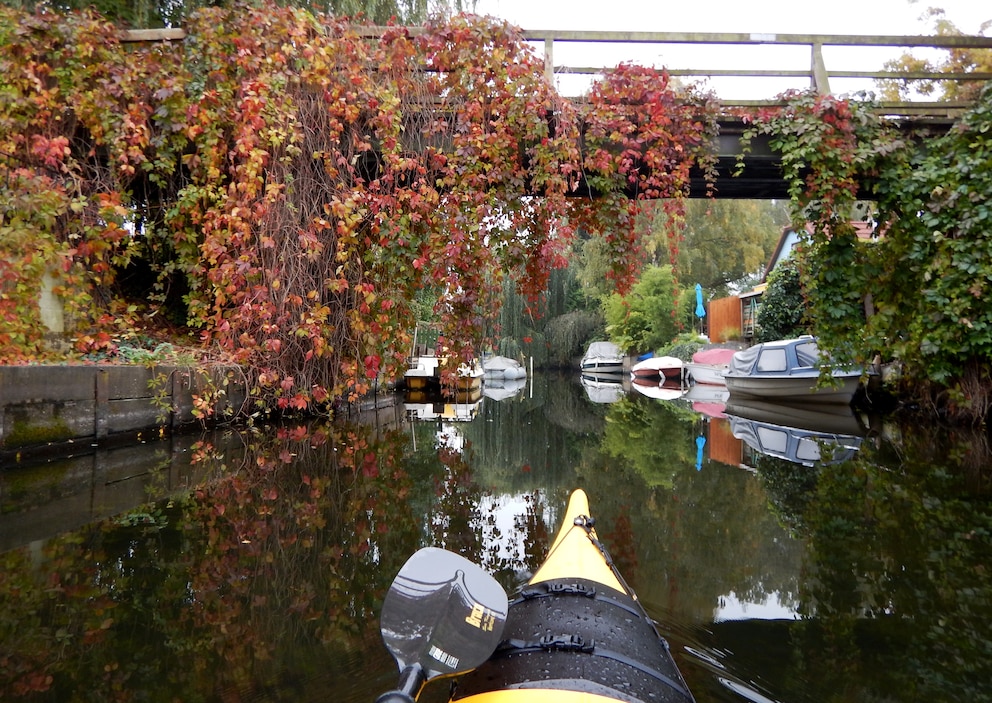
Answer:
469, 0, 991, 98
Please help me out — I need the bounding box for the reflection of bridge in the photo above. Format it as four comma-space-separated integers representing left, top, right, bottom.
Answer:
125, 28, 992, 199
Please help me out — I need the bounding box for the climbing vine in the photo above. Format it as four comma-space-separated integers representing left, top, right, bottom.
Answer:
1, 4, 719, 413
741, 86, 992, 422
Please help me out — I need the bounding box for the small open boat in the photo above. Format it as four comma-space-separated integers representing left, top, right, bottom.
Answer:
376, 490, 696, 703
685, 347, 736, 386
631, 355, 685, 382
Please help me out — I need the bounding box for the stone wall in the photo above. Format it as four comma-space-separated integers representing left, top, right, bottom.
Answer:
0, 365, 249, 457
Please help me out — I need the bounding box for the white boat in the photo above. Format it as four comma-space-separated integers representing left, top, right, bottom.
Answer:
581, 341, 624, 375
685, 347, 737, 385
483, 377, 526, 401
631, 378, 685, 400
580, 373, 625, 403
482, 355, 526, 380
404, 353, 441, 391
455, 359, 485, 391
404, 323, 483, 394
723, 337, 863, 404
630, 355, 685, 381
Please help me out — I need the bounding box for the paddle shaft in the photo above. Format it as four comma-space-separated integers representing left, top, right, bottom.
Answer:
374, 663, 426, 703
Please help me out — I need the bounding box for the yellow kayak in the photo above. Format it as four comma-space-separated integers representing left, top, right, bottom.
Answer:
449, 489, 696, 703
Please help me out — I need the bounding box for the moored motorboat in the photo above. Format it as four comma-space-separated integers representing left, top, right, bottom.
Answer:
723, 337, 863, 404
581, 342, 625, 375
450, 489, 696, 703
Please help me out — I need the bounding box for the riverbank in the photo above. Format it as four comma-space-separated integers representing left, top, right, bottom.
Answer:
0, 364, 249, 462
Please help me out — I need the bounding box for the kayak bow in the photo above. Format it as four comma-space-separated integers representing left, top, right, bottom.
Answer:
451, 489, 696, 703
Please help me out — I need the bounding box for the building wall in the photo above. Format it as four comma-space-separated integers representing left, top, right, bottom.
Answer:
708, 296, 742, 343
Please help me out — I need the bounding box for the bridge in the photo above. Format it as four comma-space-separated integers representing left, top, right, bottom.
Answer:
124, 27, 992, 199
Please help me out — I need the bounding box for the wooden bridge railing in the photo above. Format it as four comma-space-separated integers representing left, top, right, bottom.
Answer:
521, 30, 992, 118
122, 27, 992, 119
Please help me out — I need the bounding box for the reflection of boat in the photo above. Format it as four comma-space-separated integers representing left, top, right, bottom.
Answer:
631, 378, 685, 400
483, 377, 526, 401
685, 348, 736, 385
727, 413, 863, 466
453, 489, 695, 703
631, 355, 685, 381
683, 383, 730, 418
404, 388, 483, 421
482, 356, 526, 381
580, 373, 625, 403
581, 341, 624, 375
683, 383, 730, 404
724, 337, 862, 404
724, 397, 866, 436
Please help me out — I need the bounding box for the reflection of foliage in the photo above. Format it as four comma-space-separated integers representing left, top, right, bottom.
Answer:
751, 418, 992, 702
0, 421, 433, 700
753, 454, 821, 535
461, 372, 599, 491
600, 396, 699, 488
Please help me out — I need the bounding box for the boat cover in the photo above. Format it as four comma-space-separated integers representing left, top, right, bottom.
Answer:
690, 348, 737, 365
583, 342, 622, 361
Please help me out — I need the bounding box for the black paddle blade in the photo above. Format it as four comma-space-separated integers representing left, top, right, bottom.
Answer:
380, 547, 508, 681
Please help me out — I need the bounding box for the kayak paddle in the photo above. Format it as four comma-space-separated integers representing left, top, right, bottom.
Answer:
375, 547, 508, 703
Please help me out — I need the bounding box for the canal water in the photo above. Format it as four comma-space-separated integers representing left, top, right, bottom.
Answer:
1, 371, 990, 702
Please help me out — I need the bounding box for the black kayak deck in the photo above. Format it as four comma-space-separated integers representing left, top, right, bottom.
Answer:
451, 577, 695, 703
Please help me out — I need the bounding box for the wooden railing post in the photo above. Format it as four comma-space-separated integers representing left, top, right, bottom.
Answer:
811, 41, 831, 94
544, 37, 554, 86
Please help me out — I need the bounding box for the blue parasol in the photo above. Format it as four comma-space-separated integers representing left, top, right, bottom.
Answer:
695, 434, 706, 471
694, 283, 706, 318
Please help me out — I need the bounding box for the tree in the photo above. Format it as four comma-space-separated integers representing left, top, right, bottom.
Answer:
1, 6, 720, 413
602, 265, 687, 353
878, 7, 992, 102
755, 257, 807, 343
669, 199, 787, 297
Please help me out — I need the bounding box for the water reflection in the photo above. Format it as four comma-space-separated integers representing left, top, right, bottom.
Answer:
724, 398, 865, 467
1, 372, 990, 702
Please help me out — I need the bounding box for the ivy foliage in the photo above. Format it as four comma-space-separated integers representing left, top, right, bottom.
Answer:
0, 4, 717, 413
755, 257, 807, 343
742, 85, 992, 422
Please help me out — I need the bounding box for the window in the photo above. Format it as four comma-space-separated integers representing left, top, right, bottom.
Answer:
756, 348, 787, 372
795, 342, 819, 368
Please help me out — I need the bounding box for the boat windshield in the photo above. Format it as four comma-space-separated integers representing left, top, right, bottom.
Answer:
795, 341, 820, 368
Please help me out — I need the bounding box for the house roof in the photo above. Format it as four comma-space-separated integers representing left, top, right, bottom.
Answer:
762, 220, 877, 282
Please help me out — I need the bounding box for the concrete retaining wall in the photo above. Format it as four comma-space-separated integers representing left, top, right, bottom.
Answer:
0, 365, 249, 457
